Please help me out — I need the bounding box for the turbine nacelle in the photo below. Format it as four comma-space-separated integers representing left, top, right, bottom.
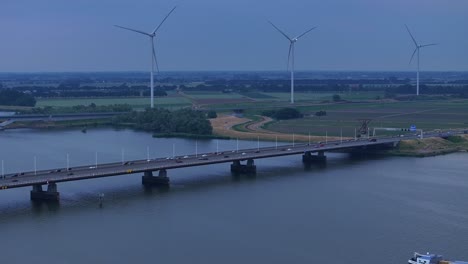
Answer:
268, 21, 317, 104
115, 6, 177, 108
404, 24, 437, 96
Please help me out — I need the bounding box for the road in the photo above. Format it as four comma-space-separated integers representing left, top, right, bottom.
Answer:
0, 130, 463, 190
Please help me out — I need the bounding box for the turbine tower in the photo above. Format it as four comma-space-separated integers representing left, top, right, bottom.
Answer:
115, 6, 177, 108
269, 21, 316, 104
405, 24, 436, 96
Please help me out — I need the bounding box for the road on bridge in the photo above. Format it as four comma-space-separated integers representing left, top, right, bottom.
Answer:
0, 130, 462, 191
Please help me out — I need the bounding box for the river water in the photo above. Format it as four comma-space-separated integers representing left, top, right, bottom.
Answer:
0, 128, 467, 264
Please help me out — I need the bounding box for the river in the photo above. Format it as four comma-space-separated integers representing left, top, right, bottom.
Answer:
0, 128, 467, 263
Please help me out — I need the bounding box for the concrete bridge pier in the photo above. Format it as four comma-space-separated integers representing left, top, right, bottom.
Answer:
231, 159, 256, 174
142, 170, 170, 187
30, 183, 60, 201
302, 151, 327, 164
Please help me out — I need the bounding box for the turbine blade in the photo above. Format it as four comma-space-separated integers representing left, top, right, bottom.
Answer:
152, 6, 177, 34
152, 39, 160, 73
268, 21, 292, 41
114, 25, 151, 36
420, 43, 437, 48
404, 24, 418, 47
409, 47, 418, 65
295, 26, 317, 40
287, 43, 292, 71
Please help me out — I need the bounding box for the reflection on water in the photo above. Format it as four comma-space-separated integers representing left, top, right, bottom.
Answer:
0, 128, 468, 264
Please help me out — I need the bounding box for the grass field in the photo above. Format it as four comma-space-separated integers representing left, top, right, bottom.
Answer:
183, 91, 246, 99
264, 100, 468, 137
259, 91, 384, 101
36, 96, 191, 109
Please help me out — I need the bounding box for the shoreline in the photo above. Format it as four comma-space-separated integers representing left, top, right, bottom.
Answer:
4, 117, 468, 158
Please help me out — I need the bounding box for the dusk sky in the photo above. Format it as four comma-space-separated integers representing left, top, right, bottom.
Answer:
1, 0, 467, 72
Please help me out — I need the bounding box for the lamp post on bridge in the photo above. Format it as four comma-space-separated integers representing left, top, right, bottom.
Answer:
340, 128, 343, 144
146, 146, 150, 161
34, 156, 37, 176
67, 153, 69, 171
257, 136, 260, 152
2, 160, 4, 179
121, 148, 125, 165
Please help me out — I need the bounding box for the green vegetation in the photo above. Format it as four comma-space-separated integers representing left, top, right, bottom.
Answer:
238, 92, 276, 99
114, 108, 212, 135
207, 110, 217, 118
262, 108, 303, 120
389, 136, 468, 157
315, 110, 327, 116
262, 100, 468, 137
22, 104, 132, 114
36, 97, 191, 109
232, 115, 263, 132
183, 91, 245, 99
0, 89, 36, 106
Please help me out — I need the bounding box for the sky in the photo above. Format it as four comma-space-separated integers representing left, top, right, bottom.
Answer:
0, 0, 467, 72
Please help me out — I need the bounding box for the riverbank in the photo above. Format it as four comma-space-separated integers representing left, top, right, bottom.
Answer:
389, 135, 468, 157
210, 115, 468, 157
210, 114, 341, 142
4, 119, 112, 130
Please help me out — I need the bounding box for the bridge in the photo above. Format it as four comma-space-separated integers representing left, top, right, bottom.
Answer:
0, 112, 127, 129
0, 131, 461, 201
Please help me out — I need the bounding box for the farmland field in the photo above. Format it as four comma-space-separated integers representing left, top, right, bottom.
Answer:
264, 100, 468, 137
182, 91, 246, 99
36, 96, 191, 109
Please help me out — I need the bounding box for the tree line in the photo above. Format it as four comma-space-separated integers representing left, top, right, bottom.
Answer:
113, 108, 213, 135
0, 89, 36, 106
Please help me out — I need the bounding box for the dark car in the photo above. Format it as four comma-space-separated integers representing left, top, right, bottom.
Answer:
369, 138, 377, 142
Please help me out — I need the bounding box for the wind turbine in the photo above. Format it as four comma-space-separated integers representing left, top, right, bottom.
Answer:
269, 21, 316, 104
405, 24, 436, 96
115, 6, 177, 108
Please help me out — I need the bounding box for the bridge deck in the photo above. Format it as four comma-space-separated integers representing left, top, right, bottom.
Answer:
0, 131, 460, 190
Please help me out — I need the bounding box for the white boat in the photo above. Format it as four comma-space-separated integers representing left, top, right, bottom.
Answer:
408, 252, 468, 264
